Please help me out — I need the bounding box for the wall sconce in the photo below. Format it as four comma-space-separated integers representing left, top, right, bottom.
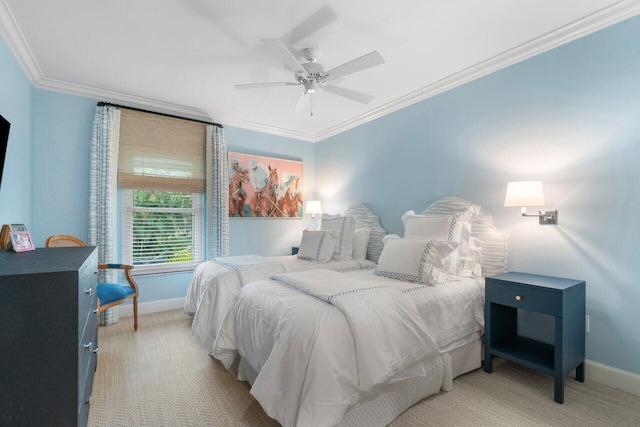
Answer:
504, 181, 558, 225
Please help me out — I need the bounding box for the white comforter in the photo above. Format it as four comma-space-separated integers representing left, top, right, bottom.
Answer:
186, 255, 376, 351
212, 270, 484, 427
272, 270, 439, 390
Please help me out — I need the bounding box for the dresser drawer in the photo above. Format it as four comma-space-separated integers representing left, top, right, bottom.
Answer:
78, 254, 98, 340
78, 309, 98, 409
486, 279, 562, 317
78, 349, 97, 425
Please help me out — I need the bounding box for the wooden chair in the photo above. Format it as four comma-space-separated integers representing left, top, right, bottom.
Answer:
45, 235, 139, 331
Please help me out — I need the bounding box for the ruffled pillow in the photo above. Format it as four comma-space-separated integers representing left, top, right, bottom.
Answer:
402, 205, 480, 276
375, 238, 458, 285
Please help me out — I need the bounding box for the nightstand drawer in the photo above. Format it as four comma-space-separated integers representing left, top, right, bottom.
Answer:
486, 279, 561, 317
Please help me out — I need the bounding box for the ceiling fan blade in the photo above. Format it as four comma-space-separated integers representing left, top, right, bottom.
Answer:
280, 6, 338, 46
323, 85, 375, 104
294, 91, 310, 112
262, 38, 308, 76
234, 82, 299, 90
323, 51, 385, 83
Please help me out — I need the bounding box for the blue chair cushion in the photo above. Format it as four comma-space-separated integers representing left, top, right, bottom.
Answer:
97, 282, 135, 305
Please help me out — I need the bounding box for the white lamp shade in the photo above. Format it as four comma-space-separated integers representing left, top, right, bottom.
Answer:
504, 181, 546, 207
306, 200, 322, 214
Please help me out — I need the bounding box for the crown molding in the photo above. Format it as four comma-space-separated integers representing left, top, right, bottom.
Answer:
315, 0, 640, 142
0, 0, 43, 82
2, 0, 639, 143
206, 112, 318, 142
35, 76, 214, 123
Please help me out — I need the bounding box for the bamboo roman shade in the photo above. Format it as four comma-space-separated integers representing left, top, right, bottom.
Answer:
118, 109, 207, 193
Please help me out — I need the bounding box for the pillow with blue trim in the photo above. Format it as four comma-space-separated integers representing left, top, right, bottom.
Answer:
320, 214, 355, 259
297, 230, 336, 263
375, 238, 458, 285
402, 207, 480, 276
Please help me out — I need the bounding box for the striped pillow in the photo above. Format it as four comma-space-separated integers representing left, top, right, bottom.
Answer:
343, 204, 387, 263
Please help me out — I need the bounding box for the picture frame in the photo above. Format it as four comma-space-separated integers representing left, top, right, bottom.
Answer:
10, 223, 27, 232
0, 224, 10, 250
228, 151, 303, 218
9, 230, 35, 252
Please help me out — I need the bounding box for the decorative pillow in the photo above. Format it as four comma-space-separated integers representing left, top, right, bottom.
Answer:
297, 230, 336, 263
382, 234, 401, 244
320, 214, 355, 259
343, 204, 387, 263
403, 211, 469, 242
403, 208, 480, 275
403, 213, 451, 240
460, 237, 482, 277
375, 238, 458, 285
352, 228, 371, 260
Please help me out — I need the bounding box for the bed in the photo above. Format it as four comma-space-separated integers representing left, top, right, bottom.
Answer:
185, 204, 388, 350
211, 197, 508, 427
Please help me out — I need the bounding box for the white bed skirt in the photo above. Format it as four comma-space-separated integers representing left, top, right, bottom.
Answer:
237, 338, 482, 426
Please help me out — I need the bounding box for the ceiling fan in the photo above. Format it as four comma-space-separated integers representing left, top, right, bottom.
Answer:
234, 9, 385, 115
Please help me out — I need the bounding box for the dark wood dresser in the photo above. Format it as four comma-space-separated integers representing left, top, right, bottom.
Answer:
0, 246, 99, 426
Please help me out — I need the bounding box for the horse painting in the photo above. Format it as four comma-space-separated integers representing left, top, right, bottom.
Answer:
278, 175, 303, 217
229, 168, 249, 217
250, 165, 282, 217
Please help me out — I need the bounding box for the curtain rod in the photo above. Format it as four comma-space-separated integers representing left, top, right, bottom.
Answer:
97, 102, 223, 128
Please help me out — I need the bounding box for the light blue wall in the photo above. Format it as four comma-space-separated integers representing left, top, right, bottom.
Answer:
31, 89, 96, 245
316, 16, 640, 375
0, 37, 33, 226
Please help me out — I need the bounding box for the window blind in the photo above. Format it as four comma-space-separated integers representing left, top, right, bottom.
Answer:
118, 109, 207, 193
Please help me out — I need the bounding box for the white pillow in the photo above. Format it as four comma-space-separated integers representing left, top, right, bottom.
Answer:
403, 211, 467, 242
382, 234, 401, 245
297, 230, 336, 263
403, 210, 480, 275
352, 228, 371, 260
375, 238, 458, 285
460, 237, 482, 277
320, 214, 355, 259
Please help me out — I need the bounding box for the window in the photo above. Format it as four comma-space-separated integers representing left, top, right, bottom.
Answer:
123, 190, 203, 274
118, 109, 207, 274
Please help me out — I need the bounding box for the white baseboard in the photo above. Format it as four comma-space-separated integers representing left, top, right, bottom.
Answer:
586, 359, 640, 396
118, 297, 185, 318
116, 297, 640, 397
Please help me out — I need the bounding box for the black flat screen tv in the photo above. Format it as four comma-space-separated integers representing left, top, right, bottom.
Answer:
0, 114, 9, 190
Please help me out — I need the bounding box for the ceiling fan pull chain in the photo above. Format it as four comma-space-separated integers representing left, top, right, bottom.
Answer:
310, 94, 313, 117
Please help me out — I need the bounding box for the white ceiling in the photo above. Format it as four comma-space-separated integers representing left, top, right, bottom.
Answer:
1, 0, 639, 142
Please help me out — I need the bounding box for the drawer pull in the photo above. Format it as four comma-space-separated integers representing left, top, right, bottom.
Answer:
515, 295, 522, 301
83, 342, 92, 349
93, 347, 99, 354
84, 288, 93, 295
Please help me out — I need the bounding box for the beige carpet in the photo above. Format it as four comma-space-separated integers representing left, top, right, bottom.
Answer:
89, 310, 640, 427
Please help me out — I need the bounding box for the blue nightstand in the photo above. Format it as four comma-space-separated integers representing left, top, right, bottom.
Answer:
291, 246, 299, 255
484, 272, 585, 404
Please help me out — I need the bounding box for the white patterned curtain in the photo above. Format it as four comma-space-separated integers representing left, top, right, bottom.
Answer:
89, 105, 120, 324
206, 125, 229, 258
